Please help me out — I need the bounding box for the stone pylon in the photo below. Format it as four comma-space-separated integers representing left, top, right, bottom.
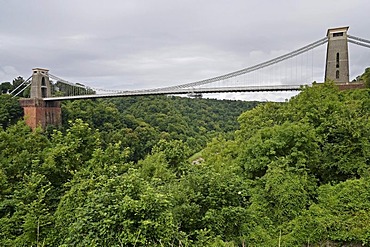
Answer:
19, 68, 61, 129
325, 27, 350, 83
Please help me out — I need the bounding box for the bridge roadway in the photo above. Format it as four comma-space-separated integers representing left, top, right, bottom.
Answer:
43, 84, 305, 101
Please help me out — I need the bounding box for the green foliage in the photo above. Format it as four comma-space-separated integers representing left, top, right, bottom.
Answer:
250, 166, 316, 221
232, 83, 370, 245
0, 82, 12, 94
54, 167, 177, 246
62, 99, 124, 131
152, 139, 191, 168
359, 67, 370, 88
0, 94, 23, 129
170, 162, 251, 244
284, 177, 370, 246
238, 122, 319, 179
61, 96, 256, 162
0, 123, 54, 246
201, 136, 240, 170
237, 101, 284, 141
2, 78, 370, 246
138, 152, 176, 185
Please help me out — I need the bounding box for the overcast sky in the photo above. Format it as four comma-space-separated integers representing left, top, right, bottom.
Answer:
1, 0, 369, 101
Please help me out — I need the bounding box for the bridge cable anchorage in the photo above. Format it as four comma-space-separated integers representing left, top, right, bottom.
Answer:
155, 37, 328, 91
348, 39, 370, 49
10, 75, 32, 98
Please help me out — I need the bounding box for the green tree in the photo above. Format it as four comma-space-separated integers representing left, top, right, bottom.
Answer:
170, 162, 251, 244
43, 119, 101, 186
0, 123, 55, 246
0, 82, 12, 94
62, 99, 124, 131
237, 122, 319, 179
0, 95, 23, 129
152, 139, 190, 168
10, 76, 30, 97
53, 162, 177, 246
359, 67, 370, 87
284, 177, 370, 246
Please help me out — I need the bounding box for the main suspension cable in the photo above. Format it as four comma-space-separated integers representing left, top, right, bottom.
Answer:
49, 74, 88, 89
46, 37, 328, 95
158, 37, 328, 90
348, 39, 370, 49
348, 35, 370, 44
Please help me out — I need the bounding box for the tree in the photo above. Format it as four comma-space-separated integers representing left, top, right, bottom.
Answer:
152, 139, 190, 168
0, 95, 23, 129
359, 67, 370, 88
43, 119, 102, 185
53, 163, 177, 246
11, 76, 29, 97
283, 177, 370, 246
237, 122, 319, 179
0, 82, 12, 94
0, 173, 53, 247
0, 122, 55, 246
170, 161, 251, 244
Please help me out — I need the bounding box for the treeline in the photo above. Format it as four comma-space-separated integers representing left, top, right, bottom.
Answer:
0, 77, 28, 97
354, 67, 370, 87
0, 93, 257, 246
61, 96, 258, 160
0, 94, 23, 129
1, 78, 370, 245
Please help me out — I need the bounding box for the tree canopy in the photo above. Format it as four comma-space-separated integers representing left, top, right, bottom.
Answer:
1, 76, 370, 246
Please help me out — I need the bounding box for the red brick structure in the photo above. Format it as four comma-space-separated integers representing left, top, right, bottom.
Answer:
20, 98, 61, 129
20, 68, 62, 130
337, 82, 365, 90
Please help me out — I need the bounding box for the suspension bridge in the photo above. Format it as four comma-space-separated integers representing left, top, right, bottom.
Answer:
10, 27, 370, 129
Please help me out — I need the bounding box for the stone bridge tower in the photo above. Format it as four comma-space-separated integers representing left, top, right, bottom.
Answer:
20, 68, 61, 129
325, 27, 350, 83
30, 68, 52, 98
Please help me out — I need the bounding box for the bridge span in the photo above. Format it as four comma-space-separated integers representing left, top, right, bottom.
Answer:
14, 26, 370, 129
44, 85, 304, 101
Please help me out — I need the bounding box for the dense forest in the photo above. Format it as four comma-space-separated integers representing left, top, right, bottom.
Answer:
1, 71, 370, 246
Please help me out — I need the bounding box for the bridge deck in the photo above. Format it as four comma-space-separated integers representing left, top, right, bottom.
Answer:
44, 85, 304, 101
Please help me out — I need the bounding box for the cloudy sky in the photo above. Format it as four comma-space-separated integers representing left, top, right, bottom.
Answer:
1, 0, 369, 101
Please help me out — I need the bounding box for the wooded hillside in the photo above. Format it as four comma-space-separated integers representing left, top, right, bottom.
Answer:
1, 81, 370, 246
